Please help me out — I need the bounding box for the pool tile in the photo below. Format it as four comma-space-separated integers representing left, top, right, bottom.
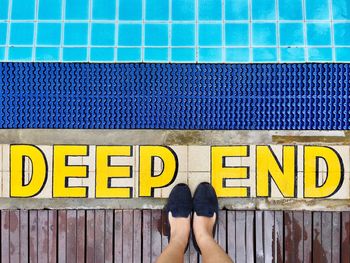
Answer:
117, 48, 141, 62
8, 47, 33, 61
64, 23, 88, 46
63, 47, 87, 62
225, 48, 250, 62
0, 0, 9, 20
172, 0, 195, 20
119, 0, 142, 20
225, 23, 249, 46
171, 48, 195, 62
65, 0, 89, 20
252, 0, 275, 20
118, 24, 142, 46
334, 23, 350, 45
280, 48, 305, 62
145, 24, 168, 46
146, 0, 169, 21
172, 24, 195, 46
10, 23, 34, 45
199, 24, 222, 46
35, 47, 59, 61
308, 48, 332, 61
279, 23, 304, 46
199, 0, 222, 21
198, 48, 222, 62
225, 0, 248, 20
332, 0, 350, 20
37, 23, 61, 45
90, 48, 114, 62
253, 48, 277, 62
11, 0, 35, 20
305, 0, 329, 20
252, 23, 276, 46
335, 48, 350, 62
38, 0, 62, 20
0, 47, 4, 61
91, 23, 115, 46
92, 0, 116, 20
279, 0, 302, 20
307, 23, 331, 46
0, 23, 7, 45
144, 47, 168, 61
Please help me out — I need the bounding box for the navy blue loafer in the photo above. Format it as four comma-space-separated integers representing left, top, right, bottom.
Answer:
164, 183, 192, 252
192, 182, 219, 254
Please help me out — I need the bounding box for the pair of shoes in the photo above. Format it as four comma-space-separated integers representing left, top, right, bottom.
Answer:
164, 182, 219, 254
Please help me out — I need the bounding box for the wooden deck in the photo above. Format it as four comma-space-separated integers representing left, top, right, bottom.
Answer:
1, 210, 350, 263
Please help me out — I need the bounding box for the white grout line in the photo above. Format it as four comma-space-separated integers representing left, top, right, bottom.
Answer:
195, 0, 198, 62
4, 0, 13, 61
59, 0, 66, 62
329, 0, 336, 62
32, 0, 39, 61
87, 0, 92, 61
141, 0, 145, 62
222, 0, 225, 62
248, 0, 252, 62
114, 0, 119, 62
168, 0, 172, 62
302, 0, 308, 62
275, 0, 280, 62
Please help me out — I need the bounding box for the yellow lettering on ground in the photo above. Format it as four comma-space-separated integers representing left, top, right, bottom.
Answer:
10, 145, 47, 197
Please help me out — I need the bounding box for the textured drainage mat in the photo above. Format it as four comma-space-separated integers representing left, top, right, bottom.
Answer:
0, 63, 349, 129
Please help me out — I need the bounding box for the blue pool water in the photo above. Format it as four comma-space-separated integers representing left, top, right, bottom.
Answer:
0, 0, 350, 63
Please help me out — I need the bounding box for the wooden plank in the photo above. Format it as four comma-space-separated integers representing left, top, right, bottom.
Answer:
48, 210, 57, 263
114, 210, 123, 262
236, 211, 246, 263
20, 210, 29, 263
95, 210, 105, 262
218, 210, 227, 251
255, 211, 264, 263
246, 211, 255, 263
1, 210, 10, 263
331, 212, 340, 263
263, 211, 275, 263
122, 210, 133, 263
38, 210, 49, 263
303, 211, 312, 263
313, 212, 326, 263
227, 211, 236, 262
29, 210, 38, 263
57, 210, 67, 263
86, 210, 95, 263
274, 211, 283, 262
142, 210, 151, 263
321, 212, 332, 263
76, 210, 85, 263
66, 210, 77, 263
284, 211, 294, 263
161, 210, 168, 252
9, 210, 20, 263
133, 210, 142, 263
105, 210, 114, 263
151, 210, 162, 262
341, 212, 350, 263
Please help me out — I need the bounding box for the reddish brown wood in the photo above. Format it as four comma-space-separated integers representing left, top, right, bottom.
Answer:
341, 212, 350, 263
303, 211, 312, 263
142, 210, 151, 263
332, 212, 341, 263
122, 210, 133, 263
263, 211, 275, 263
86, 210, 95, 263
38, 210, 49, 263
114, 210, 123, 262
151, 210, 162, 262
66, 210, 77, 263
1, 211, 10, 263
48, 210, 57, 263
9, 210, 20, 263
29, 210, 38, 263
105, 210, 114, 263
57, 210, 67, 263
76, 210, 85, 263
275, 211, 284, 263
133, 210, 142, 263
313, 212, 326, 263
95, 210, 105, 262
20, 210, 29, 263
285, 211, 303, 263
161, 210, 168, 252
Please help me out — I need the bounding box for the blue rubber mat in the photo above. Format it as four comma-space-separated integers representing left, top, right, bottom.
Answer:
0, 63, 349, 129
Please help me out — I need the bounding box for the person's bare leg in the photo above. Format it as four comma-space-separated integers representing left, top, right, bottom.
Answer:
156, 213, 190, 263
193, 212, 233, 263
